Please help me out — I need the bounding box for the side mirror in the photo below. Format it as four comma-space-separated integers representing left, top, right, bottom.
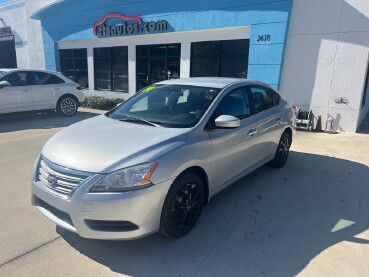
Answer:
0, 81, 10, 89
215, 115, 240, 129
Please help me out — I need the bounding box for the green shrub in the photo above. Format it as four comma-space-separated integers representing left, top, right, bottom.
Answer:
82, 96, 124, 110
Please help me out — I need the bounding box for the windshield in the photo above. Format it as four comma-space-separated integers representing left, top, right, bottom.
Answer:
0, 71, 7, 79
110, 84, 221, 128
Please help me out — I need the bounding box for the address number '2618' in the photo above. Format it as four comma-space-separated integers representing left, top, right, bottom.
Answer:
257, 35, 271, 42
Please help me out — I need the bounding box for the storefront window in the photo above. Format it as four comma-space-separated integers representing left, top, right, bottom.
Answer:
60, 49, 88, 88
136, 44, 181, 91
0, 34, 17, 68
190, 39, 249, 79
94, 46, 128, 92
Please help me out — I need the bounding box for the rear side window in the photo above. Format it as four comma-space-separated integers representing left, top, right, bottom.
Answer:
4, 72, 30, 86
248, 86, 275, 114
30, 72, 65, 85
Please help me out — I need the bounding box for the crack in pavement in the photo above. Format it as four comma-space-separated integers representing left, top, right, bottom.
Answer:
0, 236, 63, 268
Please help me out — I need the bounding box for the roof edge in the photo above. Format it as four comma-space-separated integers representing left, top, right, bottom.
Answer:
31, 0, 73, 20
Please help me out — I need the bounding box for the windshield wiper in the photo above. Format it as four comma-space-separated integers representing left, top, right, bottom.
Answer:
119, 116, 163, 127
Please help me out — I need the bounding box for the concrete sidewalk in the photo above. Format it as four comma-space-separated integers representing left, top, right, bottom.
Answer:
0, 111, 368, 277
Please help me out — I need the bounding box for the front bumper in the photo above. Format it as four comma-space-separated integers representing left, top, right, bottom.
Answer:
31, 178, 173, 240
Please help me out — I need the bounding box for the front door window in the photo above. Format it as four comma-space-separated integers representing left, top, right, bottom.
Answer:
4, 71, 29, 87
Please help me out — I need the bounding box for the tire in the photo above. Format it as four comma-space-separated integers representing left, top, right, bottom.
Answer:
160, 172, 205, 238
57, 96, 78, 116
268, 131, 291, 168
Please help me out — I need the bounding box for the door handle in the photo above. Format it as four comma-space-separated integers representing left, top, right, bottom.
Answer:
54, 88, 61, 91
22, 89, 31, 92
248, 129, 258, 136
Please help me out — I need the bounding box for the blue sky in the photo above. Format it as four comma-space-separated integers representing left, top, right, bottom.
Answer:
0, 0, 11, 4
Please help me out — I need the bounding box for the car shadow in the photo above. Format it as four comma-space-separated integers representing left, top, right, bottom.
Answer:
57, 151, 369, 277
0, 110, 101, 133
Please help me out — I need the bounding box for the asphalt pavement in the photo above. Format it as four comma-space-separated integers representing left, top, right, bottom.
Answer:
0, 109, 368, 277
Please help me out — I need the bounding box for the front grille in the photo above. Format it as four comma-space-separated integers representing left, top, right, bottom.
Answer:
37, 158, 90, 196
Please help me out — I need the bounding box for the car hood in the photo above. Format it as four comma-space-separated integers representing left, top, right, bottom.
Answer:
42, 115, 190, 173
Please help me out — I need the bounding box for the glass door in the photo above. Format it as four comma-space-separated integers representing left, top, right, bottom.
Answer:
149, 58, 166, 84
136, 44, 181, 91
0, 35, 17, 68
136, 57, 149, 90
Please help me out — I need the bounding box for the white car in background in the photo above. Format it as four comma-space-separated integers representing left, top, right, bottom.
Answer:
0, 69, 85, 116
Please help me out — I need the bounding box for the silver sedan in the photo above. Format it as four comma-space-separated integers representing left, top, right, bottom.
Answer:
32, 78, 295, 239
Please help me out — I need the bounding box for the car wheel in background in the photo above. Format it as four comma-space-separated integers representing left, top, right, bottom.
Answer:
57, 96, 79, 116
268, 131, 291, 168
160, 172, 205, 238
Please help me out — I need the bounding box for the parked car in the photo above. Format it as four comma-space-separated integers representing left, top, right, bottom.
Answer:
0, 69, 85, 116
31, 78, 295, 239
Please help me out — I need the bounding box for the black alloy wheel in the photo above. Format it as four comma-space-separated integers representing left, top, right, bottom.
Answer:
269, 131, 291, 168
160, 172, 204, 238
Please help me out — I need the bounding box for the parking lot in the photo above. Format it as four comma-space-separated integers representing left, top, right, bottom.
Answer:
0, 109, 369, 277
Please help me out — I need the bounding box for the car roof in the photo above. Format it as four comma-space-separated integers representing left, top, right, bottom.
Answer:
156, 77, 271, 89
0, 68, 62, 75
0, 68, 15, 74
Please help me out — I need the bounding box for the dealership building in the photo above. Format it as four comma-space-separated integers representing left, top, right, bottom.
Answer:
0, 0, 368, 132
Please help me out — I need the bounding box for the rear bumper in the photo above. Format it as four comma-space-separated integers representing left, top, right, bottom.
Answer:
32, 178, 173, 240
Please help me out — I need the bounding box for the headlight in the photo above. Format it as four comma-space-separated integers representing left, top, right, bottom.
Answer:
90, 162, 158, 192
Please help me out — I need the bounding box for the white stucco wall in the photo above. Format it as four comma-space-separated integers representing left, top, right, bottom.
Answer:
280, 0, 369, 132
24, 0, 54, 69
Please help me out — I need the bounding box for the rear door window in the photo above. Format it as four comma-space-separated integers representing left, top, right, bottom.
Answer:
248, 86, 276, 114
30, 72, 65, 85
